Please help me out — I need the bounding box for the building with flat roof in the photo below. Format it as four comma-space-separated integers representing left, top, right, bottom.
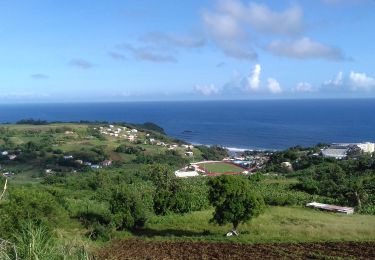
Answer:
322, 148, 348, 159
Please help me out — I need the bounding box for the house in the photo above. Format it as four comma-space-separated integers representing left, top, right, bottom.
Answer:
84, 162, 92, 166
174, 166, 200, 178
185, 151, 194, 157
63, 155, 74, 160
8, 155, 17, 160
322, 147, 348, 159
356, 142, 375, 153
281, 161, 293, 171
75, 160, 83, 165
306, 202, 354, 214
109, 125, 114, 128
45, 169, 53, 174
101, 160, 112, 167
2, 172, 14, 177
131, 129, 138, 133
91, 165, 101, 169
1, 151, 9, 156
64, 131, 74, 135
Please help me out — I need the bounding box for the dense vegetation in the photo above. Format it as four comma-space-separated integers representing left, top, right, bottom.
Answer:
0, 123, 374, 258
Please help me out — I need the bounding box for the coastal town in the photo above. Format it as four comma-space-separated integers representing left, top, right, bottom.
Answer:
1, 122, 374, 259
1, 123, 374, 180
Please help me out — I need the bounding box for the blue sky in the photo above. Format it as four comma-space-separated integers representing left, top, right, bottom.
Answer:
0, 0, 375, 102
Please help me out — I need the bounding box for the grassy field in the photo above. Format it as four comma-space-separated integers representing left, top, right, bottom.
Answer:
133, 206, 375, 244
201, 162, 244, 174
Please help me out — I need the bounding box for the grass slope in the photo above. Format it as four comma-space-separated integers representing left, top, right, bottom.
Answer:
135, 206, 375, 243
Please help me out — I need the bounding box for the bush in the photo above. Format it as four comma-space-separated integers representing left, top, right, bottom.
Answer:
115, 145, 144, 155
109, 184, 153, 230
0, 188, 67, 239
197, 145, 228, 161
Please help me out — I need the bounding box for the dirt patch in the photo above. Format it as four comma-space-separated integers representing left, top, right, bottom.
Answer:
97, 239, 375, 259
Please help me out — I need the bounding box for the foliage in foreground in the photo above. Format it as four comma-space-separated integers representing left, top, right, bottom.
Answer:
0, 187, 67, 239
0, 222, 91, 260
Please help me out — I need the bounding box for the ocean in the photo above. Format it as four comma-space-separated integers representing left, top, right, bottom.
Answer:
0, 99, 374, 150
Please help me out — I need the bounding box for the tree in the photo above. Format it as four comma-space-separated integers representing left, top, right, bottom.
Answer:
109, 184, 153, 230
208, 175, 265, 234
147, 164, 179, 215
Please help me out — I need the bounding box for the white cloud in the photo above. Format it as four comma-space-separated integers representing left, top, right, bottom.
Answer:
320, 0, 370, 5
244, 3, 304, 35
117, 43, 177, 63
203, 8, 256, 60
349, 71, 375, 91
324, 71, 344, 87
321, 71, 375, 92
293, 82, 315, 92
214, 0, 304, 35
194, 84, 219, 96
246, 64, 261, 91
108, 52, 126, 61
202, 0, 304, 60
267, 37, 345, 60
140, 32, 205, 49
267, 78, 282, 94
31, 73, 49, 80
68, 59, 94, 69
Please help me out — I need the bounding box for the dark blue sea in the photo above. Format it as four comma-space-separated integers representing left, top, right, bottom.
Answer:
0, 99, 374, 150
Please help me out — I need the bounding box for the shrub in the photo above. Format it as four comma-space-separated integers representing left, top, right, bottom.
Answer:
109, 184, 153, 230
0, 187, 67, 239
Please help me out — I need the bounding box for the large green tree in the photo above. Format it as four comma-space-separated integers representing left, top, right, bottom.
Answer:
208, 175, 265, 233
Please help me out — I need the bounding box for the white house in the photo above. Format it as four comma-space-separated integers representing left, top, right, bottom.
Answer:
8, 155, 17, 160
356, 142, 375, 154
185, 151, 194, 157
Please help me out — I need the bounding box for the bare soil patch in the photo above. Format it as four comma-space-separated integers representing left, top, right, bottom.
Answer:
97, 239, 375, 259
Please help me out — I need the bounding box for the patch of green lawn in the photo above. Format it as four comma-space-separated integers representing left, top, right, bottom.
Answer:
139, 206, 375, 243
202, 162, 244, 173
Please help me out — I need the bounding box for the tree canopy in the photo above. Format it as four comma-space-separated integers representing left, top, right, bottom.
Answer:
208, 175, 265, 232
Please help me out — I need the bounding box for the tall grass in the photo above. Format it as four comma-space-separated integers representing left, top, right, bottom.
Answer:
0, 222, 93, 260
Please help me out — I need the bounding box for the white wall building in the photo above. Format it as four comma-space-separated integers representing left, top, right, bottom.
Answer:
356, 142, 375, 153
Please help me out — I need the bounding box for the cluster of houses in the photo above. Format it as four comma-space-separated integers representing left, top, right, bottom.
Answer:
321, 142, 374, 160
0, 164, 14, 178
59, 154, 112, 171
0, 151, 17, 161
224, 154, 270, 170
150, 140, 195, 156
1, 171, 14, 177
98, 125, 139, 142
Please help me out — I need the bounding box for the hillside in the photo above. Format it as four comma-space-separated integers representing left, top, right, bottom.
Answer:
1, 122, 375, 259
